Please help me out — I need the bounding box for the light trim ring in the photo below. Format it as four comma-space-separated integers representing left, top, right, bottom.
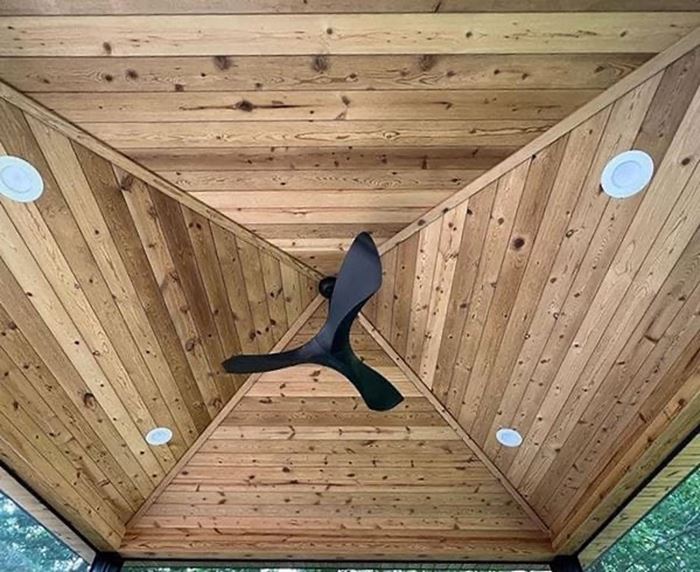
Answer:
0, 156, 44, 203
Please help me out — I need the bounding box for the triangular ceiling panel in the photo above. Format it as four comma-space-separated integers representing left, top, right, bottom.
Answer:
0, 95, 317, 549
122, 305, 552, 560
364, 42, 700, 550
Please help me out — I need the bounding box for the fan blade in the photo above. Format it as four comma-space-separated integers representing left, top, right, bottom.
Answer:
327, 351, 403, 412
223, 345, 312, 374
326, 232, 381, 334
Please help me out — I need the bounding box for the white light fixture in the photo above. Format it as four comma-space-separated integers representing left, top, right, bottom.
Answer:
601, 150, 654, 199
496, 428, 523, 448
145, 427, 173, 446
0, 156, 44, 202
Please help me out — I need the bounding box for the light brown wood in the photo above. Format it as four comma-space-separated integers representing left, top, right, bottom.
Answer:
379, 27, 700, 253
366, 40, 700, 554
1, 14, 697, 56
0, 95, 318, 548
0, 5, 698, 561
3, 1, 699, 15
124, 304, 552, 559
126, 295, 323, 529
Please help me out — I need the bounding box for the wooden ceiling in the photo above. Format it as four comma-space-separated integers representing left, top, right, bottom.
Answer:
365, 41, 700, 552
122, 306, 553, 560
0, 96, 316, 549
2, 2, 700, 272
0, 2, 699, 564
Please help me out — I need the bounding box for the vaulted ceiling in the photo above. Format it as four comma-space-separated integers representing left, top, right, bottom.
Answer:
0, 2, 698, 564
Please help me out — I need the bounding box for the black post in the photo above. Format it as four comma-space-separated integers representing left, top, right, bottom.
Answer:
550, 555, 584, 572
89, 552, 124, 572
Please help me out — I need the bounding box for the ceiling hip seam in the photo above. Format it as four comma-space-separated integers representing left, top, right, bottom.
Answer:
123, 294, 324, 533
377, 26, 700, 256
0, 79, 321, 281
357, 313, 552, 538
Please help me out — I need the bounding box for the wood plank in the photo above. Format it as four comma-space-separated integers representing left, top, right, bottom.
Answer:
32, 89, 600, 122
0, 80, 320, 281
162, 169, 483, 191
26, 112, 195, 455
121, 527, 553, 560
181, 207, 245, 396
450, 160, 530, 417
126, 295, 323, 529
431, 183, 496, 405
0, 259, 154, 500
0, 189, 166, 485
508, 81, 700, 490
378, 30, 700, 254
418, 200, 470, 387
1, 14, 695, 56
465, 134, 569, 443
480, 108, 610, 458
128, 145, 514, 172
0, 303, 147, 510
81, 119, 553, 148
3, 0, 697, 15
0, 54, 648, 93
388, 233, 419, 356
118, 168, 224, 417
404, 220, 442, 370
236, 237, 277, 352
0, 415, 124, 550
493, 76, 662, 474
74, 143, 211, 435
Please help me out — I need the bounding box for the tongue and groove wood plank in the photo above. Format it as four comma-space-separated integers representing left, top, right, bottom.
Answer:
1, 14, 697, 56
4, 0, 700, 15
0, 54, 649, 92
30, 90, 601, 122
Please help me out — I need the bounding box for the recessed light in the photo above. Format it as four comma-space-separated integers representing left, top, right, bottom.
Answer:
0, 156, 44, 203
145, 427, 172, 446
496, 428, 523, 448
601, 150, 654, 198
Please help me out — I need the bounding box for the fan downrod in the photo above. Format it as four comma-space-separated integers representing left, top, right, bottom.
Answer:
318, 276, 336, 299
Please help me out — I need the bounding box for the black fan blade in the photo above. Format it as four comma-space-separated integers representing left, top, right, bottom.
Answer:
322, 347, 403, 412
223, 344, 313, 374
326, 232, 381, 334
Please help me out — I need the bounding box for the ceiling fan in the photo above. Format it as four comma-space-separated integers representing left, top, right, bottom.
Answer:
222, 232, 403, 411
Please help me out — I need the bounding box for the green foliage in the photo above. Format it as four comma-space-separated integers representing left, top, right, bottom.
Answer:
0, 490, 87, 572
588, 468, 700, 572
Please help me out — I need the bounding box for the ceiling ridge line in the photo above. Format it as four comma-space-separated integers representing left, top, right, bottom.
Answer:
0, 78, 321, 282
358, 312, 552, 538
124, 294, 324, 533
376, 26, 700, 257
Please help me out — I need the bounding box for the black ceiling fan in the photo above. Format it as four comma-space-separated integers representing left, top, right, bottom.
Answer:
222, 232, 403, 411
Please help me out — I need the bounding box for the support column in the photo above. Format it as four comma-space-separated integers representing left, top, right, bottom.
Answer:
89, 552, 123, 572
550, 555, 584, 572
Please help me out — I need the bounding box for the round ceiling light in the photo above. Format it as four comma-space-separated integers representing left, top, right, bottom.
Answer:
496, 428, 523, 448
601, 150, 654, 199
145, 427, 173, 446
0, 156, 44, 203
